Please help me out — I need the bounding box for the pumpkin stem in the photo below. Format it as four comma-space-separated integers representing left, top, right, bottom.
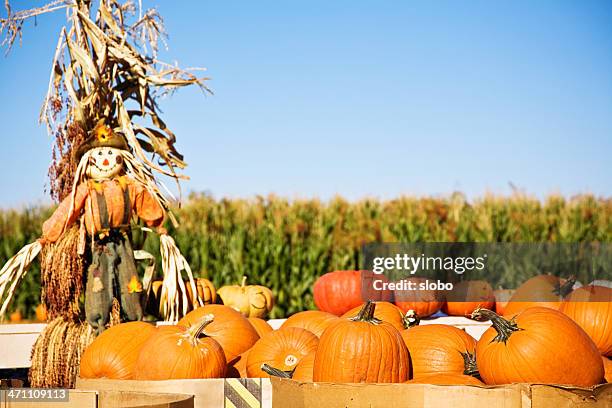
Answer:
554, 275, 576, 298
185, 314, 215, 345
470, 307, 522, 344
261, 363, 294, 379
241, 276, 247, 288
350, 300, 382, 324
462, 351, 481, 379
402, 309, 420, 328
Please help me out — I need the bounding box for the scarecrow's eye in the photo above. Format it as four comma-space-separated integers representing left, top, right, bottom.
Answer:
98, 151, 103, 156
108, 150, 113, 156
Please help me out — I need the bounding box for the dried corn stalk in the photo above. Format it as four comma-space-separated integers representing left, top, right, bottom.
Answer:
1, 0, 210, 203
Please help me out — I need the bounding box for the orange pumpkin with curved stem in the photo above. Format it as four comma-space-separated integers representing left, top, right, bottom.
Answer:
342, 301, 410, 332
80, 321, 156, 379
134, 315, 226, 380
407, 373, 484, 386
247, 327, 319, 378
218, 276, 274, 319
313, 301, 409, 383
443, 280, 495, 317
313, 270, 392, 316
248, 317, 274, 337
178, 304, 259, 363
560, 285, 612, 356
280, 310, 340, 337
504, 275, 575, 316
400, 324, 477, 378
395, 277, 445, 317
473, 307, 603, 386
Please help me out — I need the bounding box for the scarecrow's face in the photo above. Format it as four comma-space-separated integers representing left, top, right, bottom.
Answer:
86, 147, 124, 180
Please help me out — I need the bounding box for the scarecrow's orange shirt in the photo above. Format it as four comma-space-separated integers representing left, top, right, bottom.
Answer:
41, 176, 165, 243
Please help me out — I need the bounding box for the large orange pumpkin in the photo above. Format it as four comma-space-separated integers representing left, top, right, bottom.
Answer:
292, 351, 316, 382
313, 301, 409, 383
400, 324, 477, 379
134, 315, 226, 380
394, 277, 445, 317
80, 322, 156, 379
342, 301, 410, 332
603, 357, 612, 383
443, 280, 495, 317
503, 274, 575, 316
473, 307, 604, 386
407, 373, 484, 386
247, 327, 319, 378
313, 270, 391, 316
248, 317, 274, 338
178, 304, 259, 363
280, 310, 340, 337
560, 285, 612, 356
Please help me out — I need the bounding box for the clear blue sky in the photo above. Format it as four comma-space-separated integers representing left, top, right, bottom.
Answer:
1, 0, 611, 208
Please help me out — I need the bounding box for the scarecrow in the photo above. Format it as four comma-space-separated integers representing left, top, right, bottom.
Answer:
40, 122, 165, 333
0, 0, 211, 387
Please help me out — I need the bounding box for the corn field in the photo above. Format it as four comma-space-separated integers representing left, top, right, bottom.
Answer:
1, 193, 610, 319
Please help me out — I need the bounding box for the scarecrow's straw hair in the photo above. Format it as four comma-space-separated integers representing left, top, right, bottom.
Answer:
29, 317, 94, 388
40, 225, 84, 320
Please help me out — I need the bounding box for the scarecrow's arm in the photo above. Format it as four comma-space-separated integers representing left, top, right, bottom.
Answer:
131, 183, 168, 235
40, 183, 89, 244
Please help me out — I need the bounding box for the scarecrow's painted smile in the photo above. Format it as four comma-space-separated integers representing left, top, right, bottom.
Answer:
86, 147, 124, 180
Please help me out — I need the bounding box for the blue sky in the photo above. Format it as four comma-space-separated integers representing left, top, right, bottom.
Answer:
0, 0, 610, 208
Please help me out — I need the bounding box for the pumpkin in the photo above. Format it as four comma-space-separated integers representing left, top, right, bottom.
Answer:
292, 351, 316, 382
178, 304, 259, 363
185, 278, 217, 307
227, 350, 249, 378
407, 373, 484, 386
443, 280, 495, 317
247, 327, 319, 378
342, 301, 411, 332
80, 321, 156, 379
603, 357, 612, 383
9, 310, 22, 323
472, 307, 604, 386
394, 277, 445, 317
560, 285, 612, 356
248, 317, 274, 337
218, 276, 274, 319
134, 315, 226, 380
35, 304, 47, 322
400, 324, 477, 378
280, 310, 340, 337
313, 301, 409, 383
493, 289, 514, 316
313, 270, 391, 316
503, 274, 575, 316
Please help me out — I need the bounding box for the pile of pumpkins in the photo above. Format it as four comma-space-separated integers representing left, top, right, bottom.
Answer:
79, 271, 612, 387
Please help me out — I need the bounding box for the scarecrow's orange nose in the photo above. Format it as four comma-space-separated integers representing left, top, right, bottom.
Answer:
103, 159, 109, 166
